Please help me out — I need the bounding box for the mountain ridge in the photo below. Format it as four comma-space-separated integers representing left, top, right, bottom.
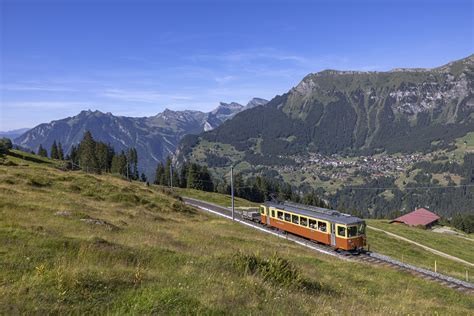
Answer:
14, 98, 269, 178
187, 54, 473, 160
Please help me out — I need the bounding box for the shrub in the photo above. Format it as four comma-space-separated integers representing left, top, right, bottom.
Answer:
230, 252, 321, 293
0, 138, 13, 154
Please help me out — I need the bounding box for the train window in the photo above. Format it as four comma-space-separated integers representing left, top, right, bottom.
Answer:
318, 221, 327, 232
271, 210, 275, 218
308, 219, 316, 229
291, 215, 299, 225
284, 213, 291, 222
260, 207, 265, 215
358, 223, 366, 235
300, 216, 308, 227
277, 211, 284, 220
337, 226, 346, 237
347, 226, 358, 237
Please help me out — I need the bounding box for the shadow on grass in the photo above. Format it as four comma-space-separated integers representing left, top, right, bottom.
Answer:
8, 151, 52, 164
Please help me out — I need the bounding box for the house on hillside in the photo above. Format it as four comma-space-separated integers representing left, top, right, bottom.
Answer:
390, 208, 440, 228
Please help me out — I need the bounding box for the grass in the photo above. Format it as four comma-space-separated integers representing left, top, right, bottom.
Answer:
366, 223, 473, 280
174, 187, 259, 208
368, 220, 474, 263
0, 151, 473, 314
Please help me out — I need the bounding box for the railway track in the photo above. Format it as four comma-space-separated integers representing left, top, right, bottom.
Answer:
183, 197, 474, 294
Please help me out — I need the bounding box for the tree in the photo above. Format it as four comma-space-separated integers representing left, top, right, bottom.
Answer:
155, 162, 165, 185
69, 145, 79, 165
179, 162, 188, 188
58, 142, 64, 160
140, 172, 147, 183
96, 142, 112, 173
0, 138, 13, 154
78, 131, 99, 173
111, 151, 127, 176
38, 144, 48, 157
50, 141, 59, 159
127, 148, 139, 180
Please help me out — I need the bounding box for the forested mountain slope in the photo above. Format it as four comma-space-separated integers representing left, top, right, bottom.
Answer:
193, 54, 473, 157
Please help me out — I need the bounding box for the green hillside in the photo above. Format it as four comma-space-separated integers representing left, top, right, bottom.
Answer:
0, 150, 473, 314
175, 187, 474, 280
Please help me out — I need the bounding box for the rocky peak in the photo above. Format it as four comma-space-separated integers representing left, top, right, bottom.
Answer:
245, 98, 269, 109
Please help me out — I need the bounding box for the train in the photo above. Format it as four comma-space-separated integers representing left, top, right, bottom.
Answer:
257, 201, 366, 252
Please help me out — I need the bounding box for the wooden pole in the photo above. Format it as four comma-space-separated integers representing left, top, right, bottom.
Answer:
434, 260, 437, 273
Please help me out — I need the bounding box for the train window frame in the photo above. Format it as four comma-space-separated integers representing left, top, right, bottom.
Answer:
291, 214, 299, 225
300, 216, 308, 227
318, 221, 327, 233
277, 211, 284, 220
337, 225, 346, 238
347, 226, 358, 238
308, 218, 317, 229
358, 222, 366, 235
259, 206, 265, 215
284, 213, 291, 222
271, 210, 275, 218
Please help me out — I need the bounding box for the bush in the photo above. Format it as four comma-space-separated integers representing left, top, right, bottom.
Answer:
451, 213, 474, 234
0, 138, 13, 154
230, 252, 322, 293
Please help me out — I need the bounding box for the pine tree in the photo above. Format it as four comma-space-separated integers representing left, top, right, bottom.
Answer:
78, 131, 99, 173
140, 172, 147, 182
129, 148, 139, 180
95, 142, 110, 173
38, 144, 48, 157
155, 162, 165, 185
111, 151, 127, 176
70, 145, 79, 165
58, 142, 64, 160
50, 141, 59, 159
164, 157, 172, 186
179, 162, 188, 188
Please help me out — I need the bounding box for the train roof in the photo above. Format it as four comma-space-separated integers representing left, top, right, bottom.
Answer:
264, 201, 364, 225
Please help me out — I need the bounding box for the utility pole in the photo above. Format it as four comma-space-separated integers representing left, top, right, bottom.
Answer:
231, 165, 235, 221
170, 164, 173, 189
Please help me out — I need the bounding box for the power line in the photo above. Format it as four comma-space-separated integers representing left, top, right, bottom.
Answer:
343, 183, 474, 191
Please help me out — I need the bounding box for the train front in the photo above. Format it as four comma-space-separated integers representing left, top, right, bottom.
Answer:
345, 221, 367, 251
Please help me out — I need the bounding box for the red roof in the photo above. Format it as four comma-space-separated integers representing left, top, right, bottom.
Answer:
391, 208, 440, 226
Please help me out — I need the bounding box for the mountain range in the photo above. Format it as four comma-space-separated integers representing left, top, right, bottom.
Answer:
0, 128, 30, 140
180, 54, 474, 168
14, 98, 268, 178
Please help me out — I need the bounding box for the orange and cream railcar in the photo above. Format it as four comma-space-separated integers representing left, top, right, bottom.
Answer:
259, 201, 366, 251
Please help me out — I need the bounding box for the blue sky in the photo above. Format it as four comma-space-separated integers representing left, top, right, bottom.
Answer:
1, 0, 473, 131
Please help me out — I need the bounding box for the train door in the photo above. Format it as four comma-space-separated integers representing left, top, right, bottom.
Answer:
266, 208, 271, 225
330, 223, 336, 247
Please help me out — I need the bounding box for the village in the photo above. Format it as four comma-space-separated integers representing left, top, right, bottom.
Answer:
282, 152, 435, 182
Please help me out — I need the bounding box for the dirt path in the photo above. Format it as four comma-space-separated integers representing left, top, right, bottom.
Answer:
367, 225, 474, 267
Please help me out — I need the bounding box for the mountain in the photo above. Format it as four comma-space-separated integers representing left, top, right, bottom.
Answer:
182, 54, 474, 163
0, 128, 30, 140
14, 98, 268, 178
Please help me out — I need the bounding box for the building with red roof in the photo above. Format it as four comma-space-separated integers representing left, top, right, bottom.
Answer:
390, 208, 440, 228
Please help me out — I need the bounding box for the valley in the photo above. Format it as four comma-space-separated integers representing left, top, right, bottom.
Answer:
0, 150, 473, 314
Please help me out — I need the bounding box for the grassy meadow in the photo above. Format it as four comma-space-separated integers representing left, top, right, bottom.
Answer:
0, 150, 473, 314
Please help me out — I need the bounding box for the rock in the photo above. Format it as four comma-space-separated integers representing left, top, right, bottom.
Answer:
55, 211, 72, 217
79, 218, 120, 231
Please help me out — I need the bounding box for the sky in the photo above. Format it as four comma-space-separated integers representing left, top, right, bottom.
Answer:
0, 0, 473, 131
